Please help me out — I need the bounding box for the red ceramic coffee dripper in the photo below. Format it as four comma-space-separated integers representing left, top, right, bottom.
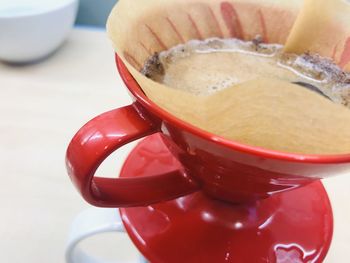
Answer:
67, 54, 350, 207
66, 0, 350, 261
66, 56, 350, 262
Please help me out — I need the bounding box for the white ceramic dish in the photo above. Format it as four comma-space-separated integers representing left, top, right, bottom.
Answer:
0, 0, 79, 63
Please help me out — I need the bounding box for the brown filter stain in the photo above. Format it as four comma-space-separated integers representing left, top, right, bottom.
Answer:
208, 6, 224, 38
145, 24, 168, 50
340, 37, 350, 69
123, 51, 142, 70
220, 1, 244, 39
331, 42, 340, 61
187, 13, 203, 40
166, 17, 185, 43
139, 42, 152, 56
258, 9, 268, 43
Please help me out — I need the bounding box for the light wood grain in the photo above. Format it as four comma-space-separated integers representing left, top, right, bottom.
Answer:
0, 28, 349, 263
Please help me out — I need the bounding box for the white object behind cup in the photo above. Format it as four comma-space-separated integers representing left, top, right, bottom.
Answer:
66, 208, 148, 263
0, 0, 78, 63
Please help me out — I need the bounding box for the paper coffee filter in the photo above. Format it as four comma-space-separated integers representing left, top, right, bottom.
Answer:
200, 78, 350, 154
107, 0, 350, 154
285, 0, 350, 71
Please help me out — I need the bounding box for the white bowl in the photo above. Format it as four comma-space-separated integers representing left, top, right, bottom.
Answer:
0, 0, 79, 63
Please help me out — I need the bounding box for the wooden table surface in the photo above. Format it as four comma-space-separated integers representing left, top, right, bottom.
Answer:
0, 27, 349, 263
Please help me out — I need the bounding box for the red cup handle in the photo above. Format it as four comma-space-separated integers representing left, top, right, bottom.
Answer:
66, 104, 199, 207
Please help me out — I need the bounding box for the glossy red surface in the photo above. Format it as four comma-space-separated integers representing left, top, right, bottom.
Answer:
66, 106, 199, 207
120, 134, 333, 263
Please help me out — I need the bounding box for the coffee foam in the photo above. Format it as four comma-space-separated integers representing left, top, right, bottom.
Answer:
143, 37, 350, 106
156, 38, 281, 95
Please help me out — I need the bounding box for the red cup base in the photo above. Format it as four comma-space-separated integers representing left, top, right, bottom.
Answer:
120, 134, 333, 263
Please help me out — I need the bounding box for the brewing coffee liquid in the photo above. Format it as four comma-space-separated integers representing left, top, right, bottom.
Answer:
142, 37, 350, 106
